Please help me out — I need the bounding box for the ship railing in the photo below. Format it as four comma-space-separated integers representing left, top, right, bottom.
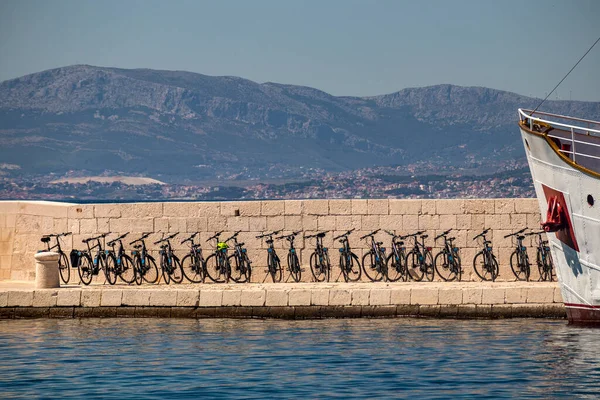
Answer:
519, 108, 600, 165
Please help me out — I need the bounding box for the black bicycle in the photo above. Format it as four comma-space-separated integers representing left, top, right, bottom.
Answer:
334, 229, 361, 282
256, 230, 282, 283
277, 231, 302, 282
205, 231, 231, 283
405, 231, 434, 282
130, 232, 159, 284
384, 230, 408, 282
361, 229, 387, 282
527, 230, 555, 281
154, 232, 184, 284
473, 228, 499, 281
506, 228, 530, 281
225, 231, 252, 283
306, 231, 331, 282
106, 232, 136, 285
180, 232, 205, 283
434, 229, 462, 282
40, 232, 72, 284
78, 233, 114, 285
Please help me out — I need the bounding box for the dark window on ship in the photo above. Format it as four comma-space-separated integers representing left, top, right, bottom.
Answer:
587, 195, 594, 207
525, 139, 530, 151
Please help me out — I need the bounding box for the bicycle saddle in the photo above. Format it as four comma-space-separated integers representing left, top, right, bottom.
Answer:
376, 241, 383, 245
41, 237, 51, 243
317, 233, 326, 238
484, 240, 492, 244
396, 241, 404, 245
448, 237, 455, 241
133, 244, 142, 249
541, 240, 549, 245
420, 235, 428, 239
517, 235, 525, 240
238, 242, 245, 246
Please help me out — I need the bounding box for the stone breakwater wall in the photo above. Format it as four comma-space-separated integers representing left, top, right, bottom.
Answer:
0, 199, 541, 282
0, 282, 564, 319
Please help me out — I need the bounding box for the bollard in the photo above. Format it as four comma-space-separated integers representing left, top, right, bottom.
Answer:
35, 251, 61, 288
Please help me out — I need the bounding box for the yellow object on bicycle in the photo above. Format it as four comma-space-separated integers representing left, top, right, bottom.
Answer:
217, 242, 229, 251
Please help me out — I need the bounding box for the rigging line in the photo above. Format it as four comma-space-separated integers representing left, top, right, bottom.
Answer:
531, 35, 600, 115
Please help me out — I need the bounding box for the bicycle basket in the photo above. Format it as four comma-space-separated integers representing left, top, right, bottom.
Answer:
217, 242, 229, 251
70, 249, 81, 268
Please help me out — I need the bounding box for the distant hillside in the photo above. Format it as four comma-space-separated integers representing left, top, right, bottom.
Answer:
1, 65, 599, 180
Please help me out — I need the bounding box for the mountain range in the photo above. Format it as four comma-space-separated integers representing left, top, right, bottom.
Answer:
1, 65, 600, 181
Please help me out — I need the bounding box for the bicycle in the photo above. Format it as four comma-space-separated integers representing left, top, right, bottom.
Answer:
180, 232, 205, 283
334, 229, 361, 282
505, 228, 530, 281
106, 232, 136, 285
472, 228, 499, 281
527, 230, 555, 281
361, 229, 387, 282
205, 231, 231, 283
78, 233, 114, 285
256, 230, 282, 283
225, 231, 252, 283
154, 232, 184, 284
434, 229, 462, 282
306, 231, 331, 282
384, 230, 408, 282
40, 232, 72, 284
405, 231, 435, 282
130, 232, 159, 284
276, 231, 302, 282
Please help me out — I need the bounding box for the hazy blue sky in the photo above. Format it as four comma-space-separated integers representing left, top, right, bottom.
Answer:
1, 0, 599, 100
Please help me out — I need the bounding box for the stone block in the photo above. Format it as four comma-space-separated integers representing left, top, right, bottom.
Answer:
68, 205, 94, 219
265, 290, 288, 306
303, 200, 329, 216
554, 287, 563, 303
284, 216, 302, 231
148, 290, 177, 307
81, 290, 102, 307
33, 290, 58, 307
227, 217, 249, 231
222, 290, 241, 306
261, 201, 284, 216
329, 200, 352, 215
329, 289, 351, 306
97, 218, 109, 233
514, 198, 541, 214
390, 288, 411, 304
8, 291, 34, 307
379, 215, 403, 231
389, 199, 421, 215
266, 216, 284, 231
436, 199, 464, 215
403, 215, 419, 231
109, 218, 153, 233
176, 290, 199, 307
207, 216, 227, 231
481, 288, 505, 304
240, 290, 265, 306
512, 303, 546, 318
419, 200, 435, 215
462, 288, 482, 304
15, 307, 49, 318
220, 202, 243, 216
456, 215, 472, 230
361, 216, 380, 231
288, 289, 311, 306
396, 304, 419, 316
411, 288, 438, 305
317, 216, 336, 231
438, 288, 462, 305
491, 304, 513, 319
49, 307, 74, 318
302, 216, 318, 231
79, 219, 97, 234
419, 215, 439, 230
351, 289, 370, 306
186, 217, 208, 233
367, 199, 388, 215
527, 213, 542, 228
471, 215, 486, 230
369, 288, 391, 305
248, 216, 267, 232
120, 203, 163, 219
362, 305, 397, 318
284, 200, 303, 215
527, 287, 555, 303
100, 290, 123, 307
121, 290, 150, 306
419, 305, 441, 317
494, 199, 515, 214
311, 289, 329, 306
199, 290, 223, 307
57, 289, 81, 307
439, 215, 456, 230
94, 204, 122, 218
509, 214, 527, 229
464, 199, 495, 214
544, 303, 566, 318
0, 291, 8, 307
351, 199, 368, 215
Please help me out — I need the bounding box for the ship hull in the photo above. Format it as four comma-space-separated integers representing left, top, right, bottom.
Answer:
519, 119, 600, 325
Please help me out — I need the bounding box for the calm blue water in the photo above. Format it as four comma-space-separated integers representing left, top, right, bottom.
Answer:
0, 318, 598, 399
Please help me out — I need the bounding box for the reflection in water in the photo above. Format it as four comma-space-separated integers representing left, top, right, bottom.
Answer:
0, 318, 599, 398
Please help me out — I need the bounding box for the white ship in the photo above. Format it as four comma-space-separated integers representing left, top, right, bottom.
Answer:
518, 108, 600, 324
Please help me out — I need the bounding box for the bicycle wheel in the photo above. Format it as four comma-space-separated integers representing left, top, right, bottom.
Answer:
78, 254, 93, 286
385, 252, 405, 282
452, 253, 462, 282
242, 255, 252, 283
170, 255, 184, 284
434, 251, 456, 281
58, 252, 70, 284
344, 252, 361, 282
268, 253, 282, 283
134, 261, 143, 285
473, 251, 497, 281
182, 254, 204, 283
104, 254, 118, 285
423, 251, 434, 282
140, 255, 159, 284
161, 254, 171, 285
119, 254, 136, 284
490, 254, 499, 281
405, 250, 424, 281
205, 254, 227, 283
510, 250, 530, 281
310, 251, 327, 282
287, 252, 302, 282
362, 251, 384, 282
228, 254, 245, 283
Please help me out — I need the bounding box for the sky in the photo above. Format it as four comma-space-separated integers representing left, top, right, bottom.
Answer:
0, 0, 599, 101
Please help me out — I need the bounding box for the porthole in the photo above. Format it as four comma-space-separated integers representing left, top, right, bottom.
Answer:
587, 195, 594, 207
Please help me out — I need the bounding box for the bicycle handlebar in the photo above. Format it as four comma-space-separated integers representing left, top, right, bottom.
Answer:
359, 229, 381, 240
206, 230, 224, 242
180, 232, 198, 244
107, 232, 129, 246
275, 231, 301, 240
305, 231, 328, 239
224, 231, 243, 243
129, 231, 154, 245
503, 228, 527, 239
473, 228, 490, 240
434, 229, 452, 240
256, 230, 281, 239
333, 228, 355, 240
154, 232, 178, 245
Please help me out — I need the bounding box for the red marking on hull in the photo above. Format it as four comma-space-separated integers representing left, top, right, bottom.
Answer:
541, 185, 580, 252
565, 303, 600, 325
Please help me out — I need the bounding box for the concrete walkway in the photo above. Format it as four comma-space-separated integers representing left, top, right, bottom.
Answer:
0, 280, 564, 319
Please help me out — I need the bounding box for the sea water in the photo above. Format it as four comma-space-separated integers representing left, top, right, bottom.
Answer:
0, 318, 598, 398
